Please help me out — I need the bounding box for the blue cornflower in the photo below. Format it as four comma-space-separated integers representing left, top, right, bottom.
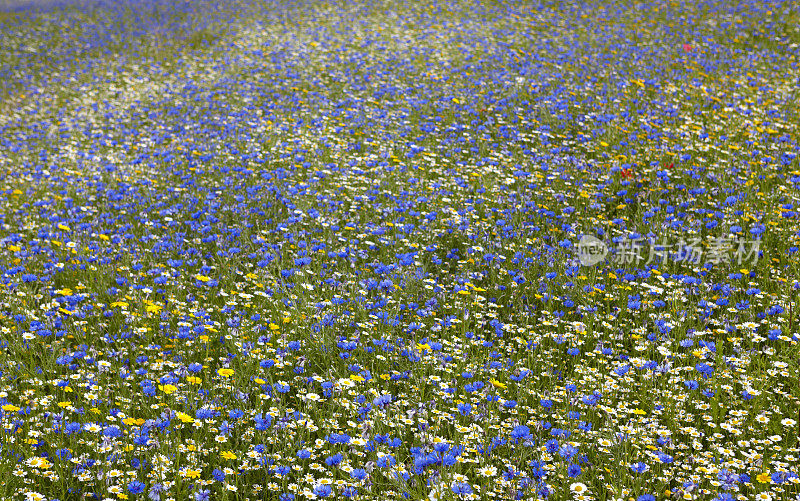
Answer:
433, 442, 449, 453
451, 482, 473, 495
510, 425, 531, 441
372, 394, 392, 407
148, 484, 164, 501
537, 482, 550, 499
717, 468, 738, 490
103, 426, 122, 438
325, 453, 343, 466
313, 484, 332, 497
128, 481, 146, 494
559, 444, 578, 460
771, 471, 788, 484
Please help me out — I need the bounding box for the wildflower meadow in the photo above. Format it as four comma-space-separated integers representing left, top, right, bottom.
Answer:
0, 0, 799, 500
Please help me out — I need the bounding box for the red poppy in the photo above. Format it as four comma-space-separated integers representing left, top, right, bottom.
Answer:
620, 168, 633, 179
682, 43, 693, 52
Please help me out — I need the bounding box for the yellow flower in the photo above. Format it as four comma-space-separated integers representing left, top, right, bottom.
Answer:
145, 304, 162, 314
195, 275, 211, 282
2, 404, 20, 412
183, 469, 201, 479
218, 368, 234, 378
220, 451, 237, 460
158, 384, 177, 395
490, 379, 507, 390
187, 376, 202, 384
756, 472, 771, 483
632, 409, 646, 415
176, 412, 195, 423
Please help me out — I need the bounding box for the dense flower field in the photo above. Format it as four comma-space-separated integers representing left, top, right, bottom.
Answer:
1, 0, 799, 500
